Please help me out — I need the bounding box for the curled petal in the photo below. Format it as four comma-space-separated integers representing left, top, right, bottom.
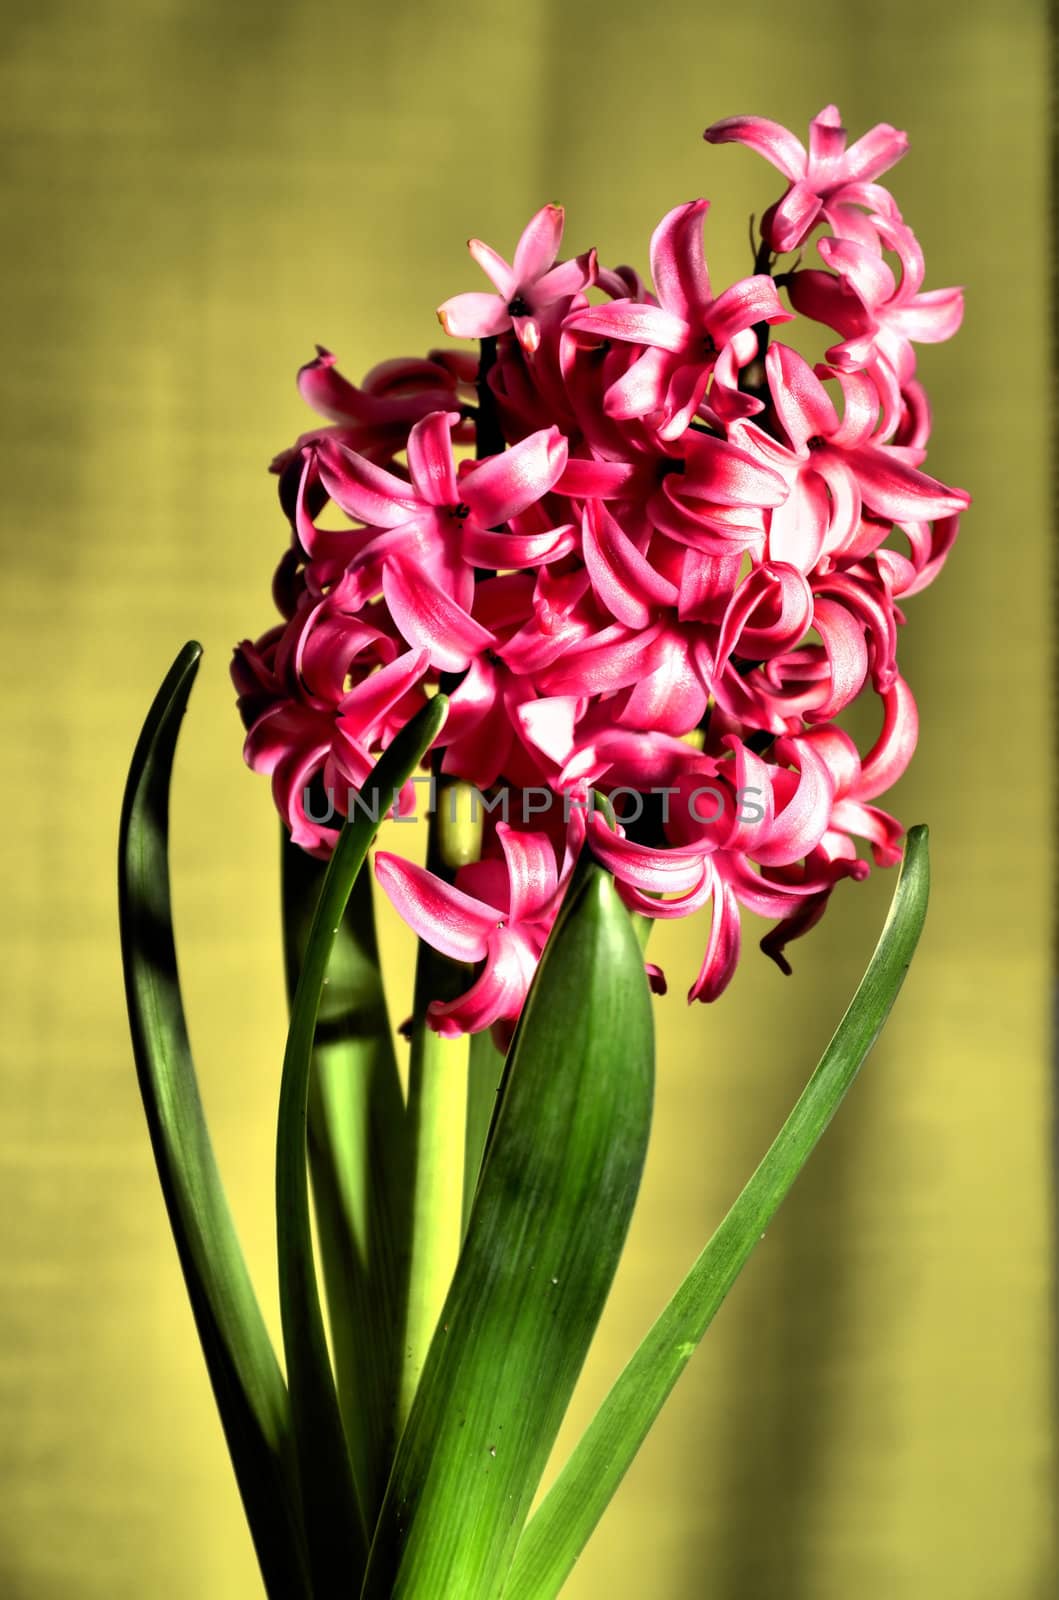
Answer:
463, 426, 569, 526
317, 438, 421, 527
649, 200, 712, 320
374, 853, 499, 963
703, 115, 807, 182
766, 344, 839, 452
406, 411, 460, 506
704, 275, 793, 347
427, 928, 540, 1037
858, 677, 918, 799
582, 501, 678, 629
382, 560, 495, 672
496, 823, 560, 922
688, 874, 742, 1002
767, 182, 824, 252
566, 301, 690, 354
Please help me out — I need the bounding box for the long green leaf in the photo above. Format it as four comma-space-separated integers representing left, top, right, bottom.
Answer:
118, 641, 310, 1598
462, 1027, 505, 1235
504, 825, 931, 1600
361, 864, 655, 1600
276, 695, 449, 1595
282, 845, 410, 1529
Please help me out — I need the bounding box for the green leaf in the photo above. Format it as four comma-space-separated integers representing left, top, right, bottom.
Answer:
281, 843, 410, 1530
462, 1027, 505, 1235
276, 694, 449, 1595
504, 825, 931, 1600
117, 641, 311, 1598
361, 864, 655, 1600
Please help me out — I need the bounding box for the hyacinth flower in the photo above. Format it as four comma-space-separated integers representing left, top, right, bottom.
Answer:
437, 202, 597, 355
704, 102, 910, 253
119, 107, 955, 1599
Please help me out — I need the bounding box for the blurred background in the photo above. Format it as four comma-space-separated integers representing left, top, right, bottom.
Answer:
1, 0, 1052, 1594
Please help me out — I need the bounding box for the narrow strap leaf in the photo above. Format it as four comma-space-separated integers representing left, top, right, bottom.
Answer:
282, 845, 411, 1530
118, 642, 311, 1598
276, 695, 449, 1595
504, 825, 930, 1600
462, 1028, 505, 1235
361, 865, 655, 1600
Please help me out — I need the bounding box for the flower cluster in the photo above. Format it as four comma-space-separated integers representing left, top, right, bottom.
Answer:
233, 106, 967, 1039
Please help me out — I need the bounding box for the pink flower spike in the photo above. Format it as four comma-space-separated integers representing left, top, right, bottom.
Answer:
438, 204, 596, 354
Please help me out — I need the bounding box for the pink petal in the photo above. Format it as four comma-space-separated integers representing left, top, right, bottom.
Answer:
807, 105, 847, 170
513, 204, 565, 283
767, 181, 824, 252
807, 597, 870, 719
857, 676, 918, 799
817, 235, 895, 311
467, 238, 517, 298
427, 928, 539, 1036
382, 560, 496, 673
840, 122, 909, 183
583, 501, 678, 628
406, 411, 460, 507
890, 287, 965, 344
682, 430, 789, 508
703, 115, 807, 182
297, 347, 372, 424
557, 456, 643, 499
766, 344, 839, 452
649, 200, 712, 320
588, 817, 707, 894
374, 852, 498, 962
337, 649, 429, 734
462, 425, 569, 527
497, 823, 560, 923
705, 275, 793, 347
535, 250, 597, 302
464, 522, 576, 569
755, 739, 835, 864
657, 362, 713, 441
317, 438, 422, 528
604, 345, 676, 421
619, 634, 707, 735
845, 444, 970, 522
766, 468, 830, 571
688, 873, 741, 1002
565, 300, 690, 354
437, 291, 512, 340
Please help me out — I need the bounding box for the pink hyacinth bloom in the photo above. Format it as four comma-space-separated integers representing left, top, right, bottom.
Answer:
305, 411, 571, 670
704, 104, 908, 253
730, 343, 968, 572
374, 816, 586, 1040
788, 214, 964, 388
565, 200, 791, 438
271, 347, 477, 480
438, 204, 597, 355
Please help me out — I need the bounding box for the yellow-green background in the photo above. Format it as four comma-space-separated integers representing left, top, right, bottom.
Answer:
2, 1, 1052, 1594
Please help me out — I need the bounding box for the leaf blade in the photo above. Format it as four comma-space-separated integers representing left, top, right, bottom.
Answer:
504, 825, 931, 1600
362, 864, 655, 1600
118, 641, 311, 1598
281, 845, 411, 1529
276, 695, 449, 1594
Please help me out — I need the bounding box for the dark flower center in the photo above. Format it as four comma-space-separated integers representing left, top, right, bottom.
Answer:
507, 295, 530, 317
